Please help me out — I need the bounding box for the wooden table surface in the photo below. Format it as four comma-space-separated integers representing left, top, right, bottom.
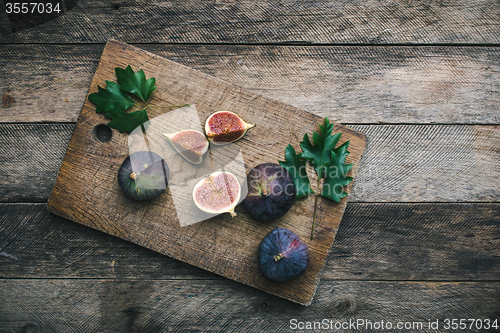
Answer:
1, 1, 499, 332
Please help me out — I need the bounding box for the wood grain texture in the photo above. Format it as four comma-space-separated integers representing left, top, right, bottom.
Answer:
1, 44, 499, 124
1, 203, 499, 281
45, 40, 367, 305
0, 124, 74, 202
0, 45, 98, 122
1, 124, 498, 203
351, 124, 500, 202
0, 279, 498, 332
0, 0, 498, 328
327, 203, 500, 281
0, 0, 499, 44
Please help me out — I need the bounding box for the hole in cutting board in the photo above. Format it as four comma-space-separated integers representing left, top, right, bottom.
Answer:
92, 124, 112, 143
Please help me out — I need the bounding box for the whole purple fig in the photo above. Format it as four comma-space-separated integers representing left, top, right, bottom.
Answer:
243, 163, 296, 221
258, 227, 310, 282
118, 151, 169, 201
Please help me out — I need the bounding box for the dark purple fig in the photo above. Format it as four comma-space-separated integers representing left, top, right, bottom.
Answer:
243, 163, 296, 221
258, 227, 310, 282
118, 151, 169, 201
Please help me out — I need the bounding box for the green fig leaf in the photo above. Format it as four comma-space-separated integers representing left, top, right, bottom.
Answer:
300, 117, 342, 179
115, 65, 157, 102
279, 144, 315, 199
88, 80, 134, 119
321, 140, 354, 202
107, 108, 149, 134
287, 117, 356, 239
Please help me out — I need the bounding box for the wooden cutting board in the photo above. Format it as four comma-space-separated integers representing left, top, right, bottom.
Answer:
47, 40, 367, 305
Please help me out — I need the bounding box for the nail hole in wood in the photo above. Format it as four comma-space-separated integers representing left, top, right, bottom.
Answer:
93, 124, 112, 143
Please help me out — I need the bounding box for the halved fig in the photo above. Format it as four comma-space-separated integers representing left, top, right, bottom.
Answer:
205, 111, 255, 145
163, 129, 209, 164
192, 171, 241, 217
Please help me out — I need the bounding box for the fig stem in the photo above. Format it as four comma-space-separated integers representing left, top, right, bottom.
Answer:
310, 176, 321, 240
258, 174, 276, 196
146, 103, 190, 109
130, 172, 138, 180
228, 208, 237, 217
273, 253, 284, 262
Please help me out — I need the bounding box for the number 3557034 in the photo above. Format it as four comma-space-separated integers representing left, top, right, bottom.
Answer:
5, 2, 61, 14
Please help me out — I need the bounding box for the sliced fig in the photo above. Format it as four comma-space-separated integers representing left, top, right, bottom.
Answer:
258, 227, 310, 282
192, 171, 241, 217
243, 163, 296, 221
118, 151, 169, 201
205, 111, 255, 145
163, 129, 209, 164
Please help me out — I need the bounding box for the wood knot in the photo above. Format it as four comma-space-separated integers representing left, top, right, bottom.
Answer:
256, 302, 268, 312
21, 322, 42, 333
3, 94, 15, 107
334, 297, 357, 314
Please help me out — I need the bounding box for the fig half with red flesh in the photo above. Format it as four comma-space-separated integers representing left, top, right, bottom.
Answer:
193, 171, 241, 217
205, 111, 255, 145
163, 129, 209, 164
258, 227, 310, 282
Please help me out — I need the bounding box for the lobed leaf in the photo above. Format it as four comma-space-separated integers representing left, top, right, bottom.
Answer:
107, 108, 149, 134
88, 81, 134, 119
300, 117, 341, 178
321, 140, 354, 202
279, 144, 315, 199
116, 65, 157, 102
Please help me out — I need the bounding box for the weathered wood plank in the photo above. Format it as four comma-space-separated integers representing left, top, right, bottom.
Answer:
1, 44, 499, 124
0, 0, 499, 44
0, 279, 498, 331
1, 203, 498, 281
0, 45, 99, 123
0, 124, 73, 202
350, 124, 500, 202
327, 203, 500, 281
0, 124, 498, 203
0, 203, 213, 280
